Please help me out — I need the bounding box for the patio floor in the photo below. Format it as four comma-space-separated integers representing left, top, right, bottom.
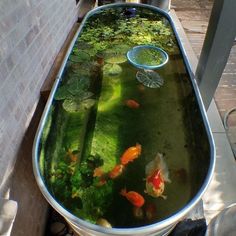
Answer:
171, 0, 236, 224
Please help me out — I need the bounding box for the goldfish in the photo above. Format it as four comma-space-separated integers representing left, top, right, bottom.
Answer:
120, 143, 142, 165
66, 149, 78, 162
93, 167, 104, 177
145, 153, 171, 199
109, 164, 124, 179
120, 188, 145, 208
93, 167, 107, 186
125, 99, 140, 109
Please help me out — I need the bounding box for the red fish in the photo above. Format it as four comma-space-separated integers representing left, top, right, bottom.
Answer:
145, 153, 171, 199
120, 143, 142, 165
120, 188, 145, 208
125, 99, 140, 109
109, 164, 124, 179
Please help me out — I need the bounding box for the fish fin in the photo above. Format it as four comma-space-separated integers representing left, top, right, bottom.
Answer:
157, 153, 171, 183
161, 194, 167, 200
136, 143, 142, 154
145, 158, 157, 175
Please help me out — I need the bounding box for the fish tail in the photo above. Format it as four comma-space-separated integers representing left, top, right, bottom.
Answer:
156, 153, 171, 183
120, 188, 127, 197
160, 194, 167, 200
136, 143, 142, 154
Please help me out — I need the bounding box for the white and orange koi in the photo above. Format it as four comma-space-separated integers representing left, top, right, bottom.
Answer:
145, 153, 171, 199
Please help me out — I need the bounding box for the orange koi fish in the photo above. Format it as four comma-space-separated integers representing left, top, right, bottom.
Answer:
120, 188, 145, 208
109, 164, 124, 179
145, 153, 171, 199
125, 99, 140, 109
120, 143, 142, 165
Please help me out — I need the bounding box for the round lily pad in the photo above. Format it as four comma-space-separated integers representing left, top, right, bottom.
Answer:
81, 99, 96, 109
103, 45, 129, 64
103, 64, 122, 76
62, 99, 80, 113
69, 51, 90, 63
54, 87, 70, 100
104, 54, 127, 64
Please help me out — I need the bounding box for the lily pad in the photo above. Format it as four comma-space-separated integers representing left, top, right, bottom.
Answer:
62, 99, 80, 113
69, 51, 90, 63
54, 87, 72, 100
103, 64, 122, 76
103, 44, 129, 64
81, 99, 96, 109
62, 98, 96, 113
104, 54, 127, 64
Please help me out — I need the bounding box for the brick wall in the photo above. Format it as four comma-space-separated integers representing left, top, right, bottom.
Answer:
0, 0, 79, 235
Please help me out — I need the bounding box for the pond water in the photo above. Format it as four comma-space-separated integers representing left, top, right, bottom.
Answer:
39, 6, 210, 228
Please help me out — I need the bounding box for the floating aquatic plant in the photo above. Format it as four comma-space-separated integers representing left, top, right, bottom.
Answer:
79, 8, 177, 56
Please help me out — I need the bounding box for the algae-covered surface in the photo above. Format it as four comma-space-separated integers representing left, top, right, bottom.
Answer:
38, 6, 210, 228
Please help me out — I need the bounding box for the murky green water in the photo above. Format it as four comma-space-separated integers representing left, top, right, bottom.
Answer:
39, 6, 210, 228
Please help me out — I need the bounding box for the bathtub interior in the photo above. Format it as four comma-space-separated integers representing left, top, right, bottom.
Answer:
36, 5, 211, 229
